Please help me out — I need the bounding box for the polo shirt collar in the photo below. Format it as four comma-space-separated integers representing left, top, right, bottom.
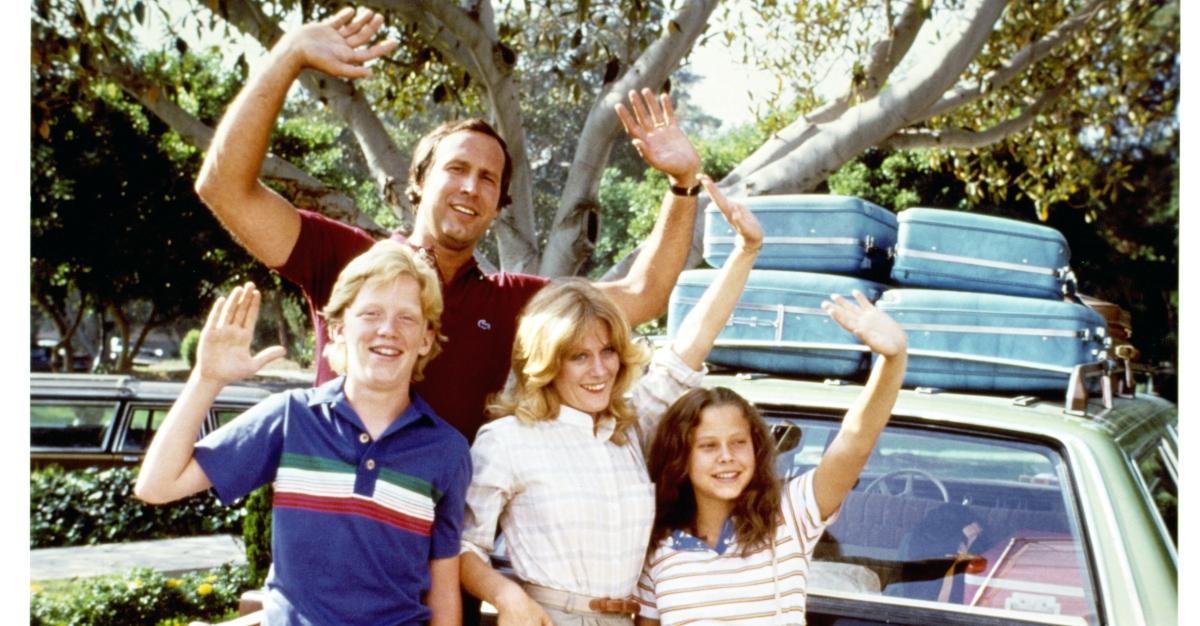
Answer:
308, 376, 437, 438
391, 231, 484, 285
669, 516, 737, 555
556, 404, 617, 441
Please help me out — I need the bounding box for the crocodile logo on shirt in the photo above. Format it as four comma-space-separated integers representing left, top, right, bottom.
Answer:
477, 319, 491, 330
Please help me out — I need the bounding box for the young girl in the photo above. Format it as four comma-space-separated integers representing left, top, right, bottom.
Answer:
636, 293, 908, 625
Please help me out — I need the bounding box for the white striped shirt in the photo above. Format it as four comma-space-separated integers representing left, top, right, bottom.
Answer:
461, 348, 705, 598
636, 470, 836, 625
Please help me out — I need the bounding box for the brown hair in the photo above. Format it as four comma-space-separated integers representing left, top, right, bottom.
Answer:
487, 279, 650, 445
320, 240, 444, 381
406, 118, 513, 209
647, 387, 781, 556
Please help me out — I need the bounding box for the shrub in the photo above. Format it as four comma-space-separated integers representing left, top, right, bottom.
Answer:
30, 562, 252, 626
30, 466, 244, 549
242, 485, 273, 588
179, 329, 202, 368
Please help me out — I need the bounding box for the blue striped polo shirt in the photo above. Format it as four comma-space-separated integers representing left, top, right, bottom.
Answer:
195, 377, 471, 625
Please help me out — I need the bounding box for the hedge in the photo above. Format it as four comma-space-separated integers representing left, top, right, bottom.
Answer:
30, 562, 252, 626
31, 466, 244, 549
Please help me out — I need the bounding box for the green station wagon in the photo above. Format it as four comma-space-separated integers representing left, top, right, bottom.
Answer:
709, 360, 1177, 626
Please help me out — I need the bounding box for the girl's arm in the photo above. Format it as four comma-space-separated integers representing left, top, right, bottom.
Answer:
670, 176, 763, 369
812, 292, 908, 518
134, 283, 285, 504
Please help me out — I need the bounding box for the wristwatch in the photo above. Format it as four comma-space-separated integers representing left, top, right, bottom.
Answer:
669, 182, 702, 197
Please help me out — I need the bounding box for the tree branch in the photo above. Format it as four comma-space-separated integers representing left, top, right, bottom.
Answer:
373, 0, 541, 271
539, 0, 720, 277
883, 86, 1066, 149
721, 0, 927, 192
221, 0, 413, 216
91, 50, 386, 236
924, 0, 1110, 120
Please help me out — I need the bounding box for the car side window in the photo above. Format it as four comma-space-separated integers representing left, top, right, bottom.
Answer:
213, 409, 242, 429
767, 415, 1099, 625
31, 402, 119, 449
1136, 438, 1177, 546
119, 406, 171, 452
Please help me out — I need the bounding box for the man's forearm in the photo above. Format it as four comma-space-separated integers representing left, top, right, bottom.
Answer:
602, 191, 698, 325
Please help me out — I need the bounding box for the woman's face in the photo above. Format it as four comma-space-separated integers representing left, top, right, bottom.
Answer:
688, 404, 756, 515
551, 320, 621, 418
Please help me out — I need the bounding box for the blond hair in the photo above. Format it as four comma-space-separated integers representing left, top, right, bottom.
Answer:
320, 240, 444, 381
488, 279, 650, 445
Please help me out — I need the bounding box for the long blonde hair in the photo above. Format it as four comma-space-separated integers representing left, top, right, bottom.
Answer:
488, 279, 649, 444
320, 240, 444, 381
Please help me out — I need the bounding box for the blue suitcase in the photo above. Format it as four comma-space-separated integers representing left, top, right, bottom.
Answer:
668, 269, 888, 378
875, 289, 1108, 391
890, 208, 1074, 299
704, 195, 897, 278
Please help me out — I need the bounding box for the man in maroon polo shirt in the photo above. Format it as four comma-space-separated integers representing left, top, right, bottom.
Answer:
194, 7, 703, 442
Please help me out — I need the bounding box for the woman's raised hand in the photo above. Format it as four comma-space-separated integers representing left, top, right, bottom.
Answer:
702, 175, 763, 254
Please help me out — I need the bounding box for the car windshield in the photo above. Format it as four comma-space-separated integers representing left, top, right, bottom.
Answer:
768, 413, 1097, 625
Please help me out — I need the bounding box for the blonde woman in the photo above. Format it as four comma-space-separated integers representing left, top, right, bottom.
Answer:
135, 241, 470, 625
459, 178, 763, 625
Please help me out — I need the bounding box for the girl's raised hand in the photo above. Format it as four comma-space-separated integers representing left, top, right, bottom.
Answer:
821, 291, 907, 358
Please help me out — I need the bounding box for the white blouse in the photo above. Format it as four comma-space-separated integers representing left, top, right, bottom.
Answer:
461, 348, 705, 598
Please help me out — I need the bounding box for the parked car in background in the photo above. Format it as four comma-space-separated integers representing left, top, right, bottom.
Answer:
30, 373, 305, 470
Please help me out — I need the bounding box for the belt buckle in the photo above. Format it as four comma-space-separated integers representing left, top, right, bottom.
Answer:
587, 597, 639, 615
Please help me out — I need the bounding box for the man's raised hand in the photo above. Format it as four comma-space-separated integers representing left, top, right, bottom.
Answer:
282, 7, 398, 80
614, 88, 702, 186
196, 282, 287, 386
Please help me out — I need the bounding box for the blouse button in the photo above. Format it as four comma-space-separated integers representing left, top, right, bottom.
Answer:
358, 433, 370, 444
366, 459, 376, 471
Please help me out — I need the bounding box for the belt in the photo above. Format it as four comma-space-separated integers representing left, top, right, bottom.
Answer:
522, 582, 640, 615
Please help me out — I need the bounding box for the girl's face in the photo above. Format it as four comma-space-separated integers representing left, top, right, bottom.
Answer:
551, 321, 620, 418
687, 404, 756, 515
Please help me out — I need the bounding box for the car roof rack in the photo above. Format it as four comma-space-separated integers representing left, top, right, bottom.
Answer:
1065, 357, 1153, 415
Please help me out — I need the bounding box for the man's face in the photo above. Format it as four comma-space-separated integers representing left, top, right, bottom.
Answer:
413, 130, 505, 253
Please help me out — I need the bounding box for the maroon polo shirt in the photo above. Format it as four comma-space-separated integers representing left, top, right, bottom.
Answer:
276, 210, 548, 441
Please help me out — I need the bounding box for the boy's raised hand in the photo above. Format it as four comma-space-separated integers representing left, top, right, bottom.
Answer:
702, 175, 763, 253
197, 282, 286, 386
822, 291, 907, 358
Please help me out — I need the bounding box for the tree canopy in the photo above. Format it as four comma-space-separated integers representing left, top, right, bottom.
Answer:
31, 0, 1179, 368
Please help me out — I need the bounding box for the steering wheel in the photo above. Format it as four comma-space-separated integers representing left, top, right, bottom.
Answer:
864, 469, 950, 501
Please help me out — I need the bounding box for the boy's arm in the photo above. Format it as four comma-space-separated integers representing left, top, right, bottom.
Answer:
194, 8, 396, 267
668, 177, 762, 370
596, 89, 703, 325
427, 556, 462, 626
813, 293, 908, 518
134, 283, 285, 504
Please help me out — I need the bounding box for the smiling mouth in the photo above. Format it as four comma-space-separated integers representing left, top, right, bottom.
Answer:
370, 347, 401, 357
450, 204, 478, 217
581, 383, 606, 392
713, 471, 741, 480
